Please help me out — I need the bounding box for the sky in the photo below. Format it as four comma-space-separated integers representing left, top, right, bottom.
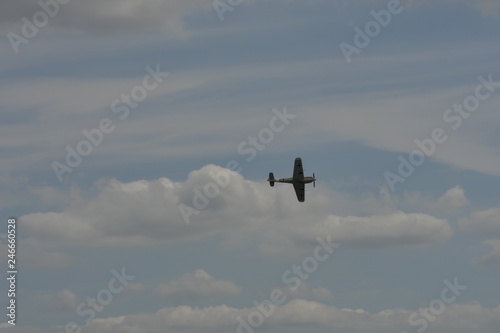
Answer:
1, 0, 500, 332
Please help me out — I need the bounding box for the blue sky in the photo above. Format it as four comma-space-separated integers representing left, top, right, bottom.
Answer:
1, 0, 500, 332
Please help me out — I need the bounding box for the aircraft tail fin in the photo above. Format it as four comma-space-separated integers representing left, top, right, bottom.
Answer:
268, 172, 275, 187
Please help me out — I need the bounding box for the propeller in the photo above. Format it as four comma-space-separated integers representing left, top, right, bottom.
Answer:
313, 173, 316, 187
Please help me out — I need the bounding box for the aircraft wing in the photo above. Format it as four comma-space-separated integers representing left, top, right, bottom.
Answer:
293, 157, 304, 180
293, 183, 305, 202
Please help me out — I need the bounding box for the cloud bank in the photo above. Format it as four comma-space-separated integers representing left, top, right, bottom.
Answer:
21, 165, 452, 255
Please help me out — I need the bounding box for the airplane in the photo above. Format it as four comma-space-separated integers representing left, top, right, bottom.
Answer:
267, 157, 316, 202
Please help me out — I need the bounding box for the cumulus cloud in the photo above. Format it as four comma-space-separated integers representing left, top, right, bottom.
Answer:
155, 269, 240, 301
474, 239, 500, 266
436, 186, 468, 210
310, 211, 452, 248
257, 210, 452, 256
20, 165, 271, 248
459, 208, 500, 265
20, 165, 453, 254
3, 240, 74, 269
21, 176, 207, 247
21, 299, 496, 333
459, 207, 500, 237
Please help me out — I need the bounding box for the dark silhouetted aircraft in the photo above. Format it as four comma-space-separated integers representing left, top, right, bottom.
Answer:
267, 157, 316, 202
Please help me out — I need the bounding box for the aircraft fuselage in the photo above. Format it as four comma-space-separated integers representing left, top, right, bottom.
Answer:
274, 177, 315, 184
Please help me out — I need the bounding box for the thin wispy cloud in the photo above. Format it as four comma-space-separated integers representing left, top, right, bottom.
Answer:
1, 0, 500, 332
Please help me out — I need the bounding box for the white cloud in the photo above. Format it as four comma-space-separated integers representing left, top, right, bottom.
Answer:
474, 239, 500, 266
436, 186, 468, 209
20, 165, 453, 253
431, 185, 470, 216
155, 269, 240, 301
4, 240, 74, 269
30, 299, 498, 333
459, 208, 500, 265
459, 207, 500, 238
20, 166, 272, 248
318, 211, 452, 247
